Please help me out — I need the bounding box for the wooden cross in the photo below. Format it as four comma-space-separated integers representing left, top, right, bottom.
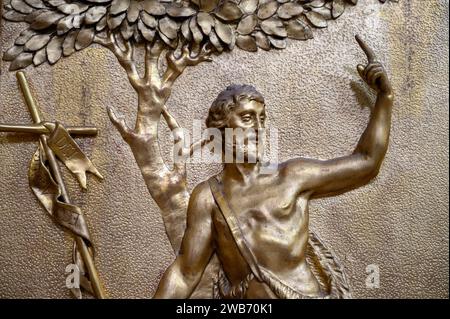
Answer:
0, 72, 106, 299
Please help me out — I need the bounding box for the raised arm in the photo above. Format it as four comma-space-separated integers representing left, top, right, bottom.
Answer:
153, 182, 215, 298
286, 36, 394, 198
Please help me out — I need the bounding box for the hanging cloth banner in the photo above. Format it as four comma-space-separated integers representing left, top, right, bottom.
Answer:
28, 138, 98, 298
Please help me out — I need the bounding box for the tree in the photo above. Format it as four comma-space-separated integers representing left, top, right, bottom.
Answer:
2, 0, 389, 298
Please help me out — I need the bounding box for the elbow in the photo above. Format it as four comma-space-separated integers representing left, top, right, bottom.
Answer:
367, 165, 381, 181
362, 157, 382, 181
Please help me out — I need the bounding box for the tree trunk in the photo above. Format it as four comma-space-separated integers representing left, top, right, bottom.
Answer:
126, 95, 190, 252
98, 38, 218, 297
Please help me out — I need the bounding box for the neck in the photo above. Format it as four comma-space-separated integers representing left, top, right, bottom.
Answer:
223, 162, 260, 183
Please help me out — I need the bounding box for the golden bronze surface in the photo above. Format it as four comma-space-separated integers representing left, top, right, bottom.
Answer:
1, 0, 447, 300
0, 72, 106, 299
1, 0, 393, 299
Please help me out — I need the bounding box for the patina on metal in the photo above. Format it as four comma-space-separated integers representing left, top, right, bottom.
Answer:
2, 0, 393, 298
0, 72, 106, 299
154, 35, 394, 299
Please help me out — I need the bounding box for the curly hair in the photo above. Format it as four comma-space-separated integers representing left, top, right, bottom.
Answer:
206, 84, 265, 129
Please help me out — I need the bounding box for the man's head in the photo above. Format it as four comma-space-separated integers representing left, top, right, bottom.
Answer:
206, 85, 266, 163
206, 84, 266, 130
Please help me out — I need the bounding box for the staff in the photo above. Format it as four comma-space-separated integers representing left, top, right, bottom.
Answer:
16, 71, 107, 299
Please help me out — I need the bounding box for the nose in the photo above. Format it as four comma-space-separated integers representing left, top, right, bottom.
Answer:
254, 118, 263, 130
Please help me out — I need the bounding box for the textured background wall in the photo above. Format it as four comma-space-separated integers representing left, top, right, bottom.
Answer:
0, 0, 448, 299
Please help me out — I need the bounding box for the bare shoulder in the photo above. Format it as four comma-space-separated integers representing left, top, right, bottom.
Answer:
188, 179, 216, 217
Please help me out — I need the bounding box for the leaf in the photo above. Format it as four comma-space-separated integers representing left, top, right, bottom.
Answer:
214, 20, 233, 45
237, 14, 257, 35
167, 5, 196, 18
3, 11, 27, 22
63, 30, 78, 56
47, 35, 64, 64
198, 0, 220, 12
141, 11, 157, 28
75, 28, 95, 50
11, 0, 34, 14
158, 17, 179, 40
85, 6, 107, 24
308, 0, 327, 8
253, 31, 271, 51
3, 45, 24, 61
285, 19, 313, 40
57, 3, 89, 15
127, 1, 141, 23
260, 18, 287, 37
25, 9, 46, 23
138, 20, 156, 42
304, 11, 328, 28
257, 1, 278, 20
197, 12, 215, 35
312, 6, 332, 20
33, 47, 47, 66
25, 34, 51, 51
25, 0, 46, 9
142, 0, 166, 16
46, 0, 66, 6
15, 29, 36, 45
332, 0, 346, 19
209, 29, 224, 52
110, 0, 130, 15
181, 19, 191, 40
10, 52, 33, 71
277, 3, 304, 20
239, 0, 258, 15
268, 36, 286, 49
236, 35, 257, 52
215, 1, 243, 21
158, 30, 177, 49
107, 12, 126, 30
31, 11, 65, 30
72, 14, 84, 28
121, 19, 135, 40
189, 16, 203, 44
96, 15, 107, 31
57, 15, 74, 35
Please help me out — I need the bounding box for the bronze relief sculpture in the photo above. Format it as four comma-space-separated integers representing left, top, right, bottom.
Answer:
1, 0, 394, 298
155, 37, 393, 299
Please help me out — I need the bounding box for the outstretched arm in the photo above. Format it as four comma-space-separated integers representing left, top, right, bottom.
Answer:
153, 182, 215, 299
286, 36, 394, 198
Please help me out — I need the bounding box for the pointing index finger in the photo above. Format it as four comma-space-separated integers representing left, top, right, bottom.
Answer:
356, 35, 376, 63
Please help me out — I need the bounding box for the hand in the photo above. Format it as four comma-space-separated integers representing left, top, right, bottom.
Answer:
356, 35, 392, 95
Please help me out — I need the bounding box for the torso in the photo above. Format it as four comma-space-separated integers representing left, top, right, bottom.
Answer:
211, 166, 321, 299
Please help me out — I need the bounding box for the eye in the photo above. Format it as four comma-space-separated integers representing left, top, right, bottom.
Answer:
241, 115, 252, 122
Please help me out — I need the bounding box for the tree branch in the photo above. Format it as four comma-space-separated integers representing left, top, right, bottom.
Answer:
94, 32, 142, 91
161, 43, 213, 95
161, 106, 187, 175
106, 106, 135, 143
144, 40, 165, 87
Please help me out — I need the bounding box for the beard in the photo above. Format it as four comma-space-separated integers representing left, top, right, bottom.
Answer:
224, 141, 264, 164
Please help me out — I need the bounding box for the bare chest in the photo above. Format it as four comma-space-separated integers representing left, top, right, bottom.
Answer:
212, 178, 312, 272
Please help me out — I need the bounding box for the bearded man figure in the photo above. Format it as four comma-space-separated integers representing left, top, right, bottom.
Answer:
154, 37, 393, 299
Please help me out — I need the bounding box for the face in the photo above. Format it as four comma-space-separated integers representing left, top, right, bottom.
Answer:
223, 99, 266, 163
227, 99, 266, 130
